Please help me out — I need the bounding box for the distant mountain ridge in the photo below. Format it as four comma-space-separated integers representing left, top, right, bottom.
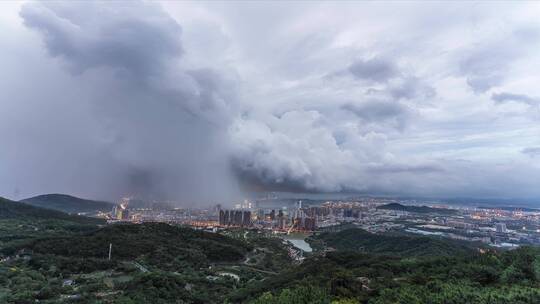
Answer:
377, 202, 457, 214
0, 196, 104, 225
20, 193, 114, 214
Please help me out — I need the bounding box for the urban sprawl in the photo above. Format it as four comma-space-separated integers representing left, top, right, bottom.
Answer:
102, 197, 540, 250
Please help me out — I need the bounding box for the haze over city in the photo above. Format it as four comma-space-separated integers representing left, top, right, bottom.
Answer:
1, 1, 539, 204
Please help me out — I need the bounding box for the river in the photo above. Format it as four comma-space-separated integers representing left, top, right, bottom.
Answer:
281, 234, 313, 252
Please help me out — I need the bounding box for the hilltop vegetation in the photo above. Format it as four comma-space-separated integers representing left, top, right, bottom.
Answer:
3, 199, 540, 304
30, 222, 251, 267
239, 229, 540, 304
0, 197, 104, 225
244, 247, 540, 304
377, 203, 457, 215
20, 193, 114, 214
1, 220, 291, 303
312, 228, 475, 257
0, 196, 104, 256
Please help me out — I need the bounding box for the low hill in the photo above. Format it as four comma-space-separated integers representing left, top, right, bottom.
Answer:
29, 222, 251, 267
0, 196, 104, 225
20, 193, 114, 214
1, 197, 105, 254
235, 247, 540, 304
377, 202, 457, 214
313, 228, 474, 257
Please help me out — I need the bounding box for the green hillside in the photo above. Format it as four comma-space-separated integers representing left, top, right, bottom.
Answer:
2, 224, 285, 304
377, 203, 458, 215
3, 218, 540, 304
312, 228, 475, 257
20, 193, 114, 214
240, 247, 540, 304
0, 196, 105, 256
0, 197, 104, 225
3, 200, 540, 304
29, 222, 251, 267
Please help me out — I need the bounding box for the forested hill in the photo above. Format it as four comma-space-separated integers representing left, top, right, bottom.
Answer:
20, 193, 114, 214
313, 228, 475, 257
0, 196, 104, 225
242, 247, 540, 304
28, 222, 251, 266
377, 202, 457, 214
240, 229, 540, 303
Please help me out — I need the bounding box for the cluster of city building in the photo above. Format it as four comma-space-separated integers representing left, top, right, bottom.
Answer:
219, 201, 316, 232
219, 209, 252, 227
104, 196, 540, 248
111, 199, 129, 220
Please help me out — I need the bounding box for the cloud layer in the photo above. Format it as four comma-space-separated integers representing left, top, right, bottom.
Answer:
1, 1, 540, 202
1, 2, 240, 203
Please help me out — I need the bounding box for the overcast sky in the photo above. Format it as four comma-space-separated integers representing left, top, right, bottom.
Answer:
1, 1, 539, 203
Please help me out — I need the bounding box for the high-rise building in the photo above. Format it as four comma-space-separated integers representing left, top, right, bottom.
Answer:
242, 211, 252, 226
111, 205, 130, 220
257, 209, 264, 220
224, 210, 230, 225
496, 223, 507, 233
214, 204, 222, 216
277, 210, 285, 229
121, 208, 129, 220
219, 210, 225, 225
304, 217, 316, 231
219, 209, 252, 227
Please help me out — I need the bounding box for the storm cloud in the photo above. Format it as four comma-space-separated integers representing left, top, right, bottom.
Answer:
2, 1, 240, 203
1, 1, 540, 202
523, 147, 540, 158
492, 92, 539, 106
342, 100, 412, 131
20, 2, 183, 77
348, 58, 398, 83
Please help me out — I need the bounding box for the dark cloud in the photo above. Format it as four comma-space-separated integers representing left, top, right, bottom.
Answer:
342, 100, 412, 130
348, 58, 398, 83
340, 58, 435, 102
233, 161, 316, 193
458, 27, 540, 94
458, 46, 511, 93
522, 147, 540, 158
20, 2, 182, 77
367, 163, 445, 174
466, 74, 504, 95
14, 1, 241, 203
492, 92, 539, 106
389, 76, 436, 100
